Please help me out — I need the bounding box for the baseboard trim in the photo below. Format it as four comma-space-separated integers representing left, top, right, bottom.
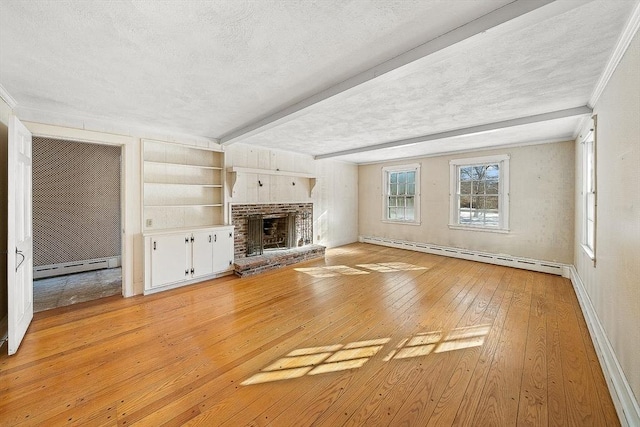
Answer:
568, 266, 640, 427
359, 235, 568, 276
34, 256, 122, 279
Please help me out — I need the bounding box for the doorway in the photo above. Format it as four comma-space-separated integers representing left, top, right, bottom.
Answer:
31, 137, 122, 312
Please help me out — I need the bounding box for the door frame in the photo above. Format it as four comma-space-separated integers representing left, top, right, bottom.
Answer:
24, 122, 137, 297
31, 136, 127, 296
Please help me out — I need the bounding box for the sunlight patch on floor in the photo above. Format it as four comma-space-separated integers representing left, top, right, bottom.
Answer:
241, 325, 489, 386
295, 262, 428, 278
294, 265, 370, 278
356, 262, 429, 273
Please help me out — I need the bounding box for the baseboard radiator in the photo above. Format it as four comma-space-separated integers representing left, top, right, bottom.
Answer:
34, 256, 121, 279
359, 235, 568, 276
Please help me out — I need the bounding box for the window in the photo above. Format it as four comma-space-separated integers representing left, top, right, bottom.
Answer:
449, 154, 509, 232
382, 164, 420, 224
582, 117, 596, 260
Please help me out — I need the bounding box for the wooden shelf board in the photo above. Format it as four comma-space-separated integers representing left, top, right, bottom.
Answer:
145, 160, 222, 170
144, 204, 223, 208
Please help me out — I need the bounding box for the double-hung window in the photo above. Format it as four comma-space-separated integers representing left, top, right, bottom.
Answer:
582, 117, 596, 260
383, 164, 420, 224
449, 154, 509, 232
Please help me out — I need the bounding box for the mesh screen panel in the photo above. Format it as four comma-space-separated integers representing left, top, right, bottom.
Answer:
32, 137, 121, 266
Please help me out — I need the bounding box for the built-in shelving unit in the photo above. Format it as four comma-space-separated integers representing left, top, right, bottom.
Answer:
143, 140, 225, 230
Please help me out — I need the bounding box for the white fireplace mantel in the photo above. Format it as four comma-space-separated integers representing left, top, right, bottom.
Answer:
226, 166, 317, 197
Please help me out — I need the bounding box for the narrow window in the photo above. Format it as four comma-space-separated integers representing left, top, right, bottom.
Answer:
449, 155, 509, 232
382, 164, 420, 224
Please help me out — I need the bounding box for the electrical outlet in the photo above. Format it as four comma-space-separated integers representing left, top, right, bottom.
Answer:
146, 219, 153, 227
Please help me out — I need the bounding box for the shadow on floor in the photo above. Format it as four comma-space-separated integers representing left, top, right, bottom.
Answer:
34, 268, 122, 312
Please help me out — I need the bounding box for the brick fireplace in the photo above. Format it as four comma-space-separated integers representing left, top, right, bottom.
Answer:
230, 203, 324, 276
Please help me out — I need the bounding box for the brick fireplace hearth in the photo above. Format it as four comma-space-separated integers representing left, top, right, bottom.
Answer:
230, 203, 325, 276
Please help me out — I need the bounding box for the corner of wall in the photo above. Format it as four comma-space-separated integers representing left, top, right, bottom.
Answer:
568, 266, 640, 427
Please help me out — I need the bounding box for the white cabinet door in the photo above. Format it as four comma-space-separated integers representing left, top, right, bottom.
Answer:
150, 234, 189, 288
212, 228, 234, 273
191, 231, 213, 279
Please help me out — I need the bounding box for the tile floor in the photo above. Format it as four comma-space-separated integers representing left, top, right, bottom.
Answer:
33, 268, 122, 312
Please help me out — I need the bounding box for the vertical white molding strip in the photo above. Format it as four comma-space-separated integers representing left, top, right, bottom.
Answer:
569, 266, 640, 427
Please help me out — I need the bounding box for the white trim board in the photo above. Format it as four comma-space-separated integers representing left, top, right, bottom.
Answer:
0, 84, 17, 109
358, 235, 568, 276
568, 266, 640, 427
588, 0, 640, 108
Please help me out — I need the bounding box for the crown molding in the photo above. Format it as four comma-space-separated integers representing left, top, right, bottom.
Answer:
0, 84, 18, 109
14, 105, 220, 147
588, 0, 640, 108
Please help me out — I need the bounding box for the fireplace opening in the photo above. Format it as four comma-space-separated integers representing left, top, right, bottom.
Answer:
247, 212, 298, 256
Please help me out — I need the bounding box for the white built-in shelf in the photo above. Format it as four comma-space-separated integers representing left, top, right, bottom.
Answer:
145, 182, 223, 188
227, 166, 317, 197
143, 139, 225, 231
144, 160, 223, 170
145, 204, 224, 208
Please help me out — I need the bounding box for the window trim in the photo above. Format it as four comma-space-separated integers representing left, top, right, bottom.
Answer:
448, 154, 510, 233
581, 116, 597, 262
382, 163, 421, 225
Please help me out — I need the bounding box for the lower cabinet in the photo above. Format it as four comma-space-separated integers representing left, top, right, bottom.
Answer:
144, 226, 234, 293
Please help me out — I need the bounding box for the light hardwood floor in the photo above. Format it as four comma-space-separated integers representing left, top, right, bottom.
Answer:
0, 243, 618, 426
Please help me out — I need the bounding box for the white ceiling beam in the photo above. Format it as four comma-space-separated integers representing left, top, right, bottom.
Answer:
314, 106, 593, 160
220, 0, 589, 145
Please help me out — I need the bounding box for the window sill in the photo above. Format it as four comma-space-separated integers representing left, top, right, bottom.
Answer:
448, 224, 510, 234
382, 220, 421, 226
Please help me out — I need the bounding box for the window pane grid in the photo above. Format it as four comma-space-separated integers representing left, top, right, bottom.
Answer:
386, 170, 417, 222
456, 163, 500, 228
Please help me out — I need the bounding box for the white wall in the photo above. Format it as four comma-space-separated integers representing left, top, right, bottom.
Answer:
359, 141, 575, 263
574, 31, 640, 416
225, 143, 359, 248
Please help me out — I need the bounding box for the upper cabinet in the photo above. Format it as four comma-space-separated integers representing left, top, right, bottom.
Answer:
143, 139, 224, 231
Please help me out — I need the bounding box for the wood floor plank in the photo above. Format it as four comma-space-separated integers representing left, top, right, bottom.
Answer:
516, 271, 548, 426
307, 258, 486, 426
546, 275, 569, 427
554, 297, 608, 426
0, 243, 618, 427
377, 262, 505, 426
470, 267, 533, 426
424, 265, 512, 427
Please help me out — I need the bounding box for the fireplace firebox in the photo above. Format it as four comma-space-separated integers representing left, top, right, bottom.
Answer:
232, 203, 314, 259
247, 213, 298, 256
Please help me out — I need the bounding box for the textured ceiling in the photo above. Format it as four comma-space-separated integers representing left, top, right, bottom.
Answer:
0, 0, 637, 163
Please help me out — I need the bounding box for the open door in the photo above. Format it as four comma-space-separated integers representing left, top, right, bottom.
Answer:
7, 115, 33, 355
